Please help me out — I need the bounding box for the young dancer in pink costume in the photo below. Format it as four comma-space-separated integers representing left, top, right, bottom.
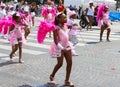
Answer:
8, 5, 15, 17
23, 8, 32, 40
0, 3, 7, 38
49, 13, 74, 87
41, 5, 56, 37
9, 13, 26, 63
68, 11, 82, 46
97, 4, 111, 42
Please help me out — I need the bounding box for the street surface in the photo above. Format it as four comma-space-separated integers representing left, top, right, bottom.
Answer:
0, 17, 120, 87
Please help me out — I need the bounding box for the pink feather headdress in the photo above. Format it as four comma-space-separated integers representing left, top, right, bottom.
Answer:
96, 3, 105, 22
41, 7, 48, 17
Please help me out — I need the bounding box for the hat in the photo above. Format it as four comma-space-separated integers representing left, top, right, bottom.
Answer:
1, 3, 6, 7
9, 5, 13, 8
14, 0, 18, 2
89, 1, 93, 4
105, 6, 109, 9
105, 4, 109, 9
69, 11, 76, 17
48, 6, 52, 9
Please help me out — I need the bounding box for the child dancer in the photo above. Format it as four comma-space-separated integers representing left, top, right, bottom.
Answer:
49, 13, 74, 86
7, 5, 15, 17
30, 2, 36, 26
68, 10, 82, 46
23, 8, 32, 39
41, 5, 56, 37
46, 6, 53, 38
0, 3, 6, 19
0, 3, 7, 37
97, 4, 111, 42
9, 13, 25, 63
3, 5, 15, 39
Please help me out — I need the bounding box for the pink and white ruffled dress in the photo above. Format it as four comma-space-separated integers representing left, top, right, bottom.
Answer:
9, 24, 26, 46
49, 26, 74, 58
102, 12, 111, 28
68, 18, 78, 45
23, 15, 32, 28
98, 12, 111, 28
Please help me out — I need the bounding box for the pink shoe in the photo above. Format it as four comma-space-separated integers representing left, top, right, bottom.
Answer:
19, 60, 24, 63
65, 81, 74, 87
72, 53, 78, 56
49, 75, 55, 84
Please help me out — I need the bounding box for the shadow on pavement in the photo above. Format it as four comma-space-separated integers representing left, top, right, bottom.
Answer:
19, 83, 72, 87
112, 32, 120, 35
86, 42, 99, 44
39, 83, 60, 87
116, 32, 120, 33
19, 85, 32, 87
0, 61, 18, 67
18, 84, 60, 87
44, 83, 67, 87
92, 28, 100, 30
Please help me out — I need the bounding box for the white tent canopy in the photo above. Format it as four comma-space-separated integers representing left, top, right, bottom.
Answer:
64, 0, 84, 8
64, 0, 116, 11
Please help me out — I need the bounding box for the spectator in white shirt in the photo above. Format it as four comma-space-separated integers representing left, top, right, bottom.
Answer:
13, 0, 19, 11
86, 1, 94, 30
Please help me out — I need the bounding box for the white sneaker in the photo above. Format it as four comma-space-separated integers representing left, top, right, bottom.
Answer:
72, 53, 79, 56
19, 60, 24, 63
3, 35, 8, 39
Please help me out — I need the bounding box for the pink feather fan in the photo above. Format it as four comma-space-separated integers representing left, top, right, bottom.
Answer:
37, 20, 56, 44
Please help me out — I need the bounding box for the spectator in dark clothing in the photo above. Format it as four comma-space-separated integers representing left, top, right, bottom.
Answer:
94, 5, 98, 16
78, 6, 82, 19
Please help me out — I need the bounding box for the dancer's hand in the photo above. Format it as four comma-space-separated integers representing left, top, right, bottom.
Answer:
65, 46, 71, 51
78, 26, 82, 30
68, 25, 72, 29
